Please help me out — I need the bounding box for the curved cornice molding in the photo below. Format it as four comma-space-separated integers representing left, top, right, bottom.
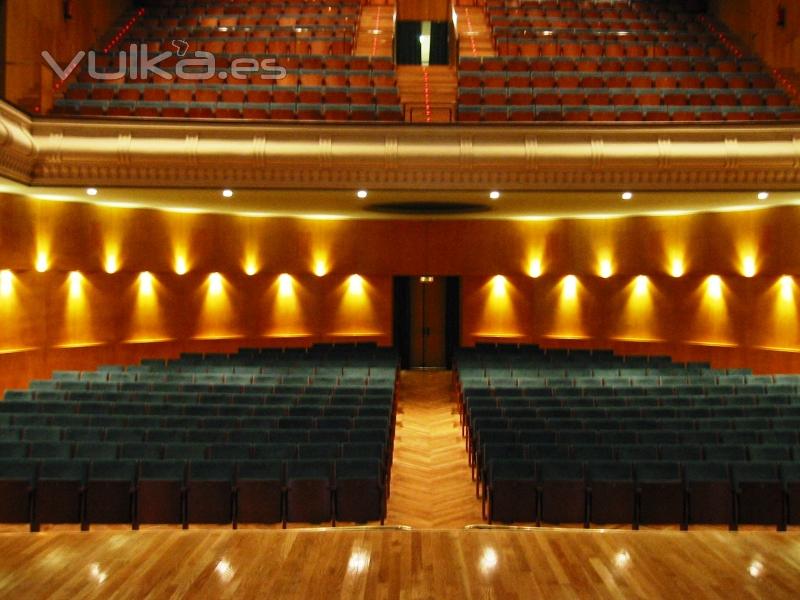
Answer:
0, 102, 797, 190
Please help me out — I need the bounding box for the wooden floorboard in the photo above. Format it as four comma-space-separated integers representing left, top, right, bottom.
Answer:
0, 528, 799, 599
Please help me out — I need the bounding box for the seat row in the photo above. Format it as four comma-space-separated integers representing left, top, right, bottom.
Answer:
497, 40, 730, 60
456, 106, 799, 123
460, 381, 797, 396
52, 102, 404, 121
458, 72, 777, 90
22, 379, 394, 393
457, 89, 789, 107
141, 2, 362, 18
51, 368, 393, 384
0, 457, 386, 530
0, 409, 391, 430
5, 389, 393, 405
458, 56, 764, 74
484, 458, 800, 529
66, 87, 400, 105
0, 440, 388, 462
90, 53, 394, 73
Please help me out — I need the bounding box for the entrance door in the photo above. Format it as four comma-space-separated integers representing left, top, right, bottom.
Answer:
393, 276, 460, 369
410, 276, 446, 368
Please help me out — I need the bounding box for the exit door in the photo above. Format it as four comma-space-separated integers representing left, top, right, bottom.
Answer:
393, 276, 460, 369
411, 277, 445, 368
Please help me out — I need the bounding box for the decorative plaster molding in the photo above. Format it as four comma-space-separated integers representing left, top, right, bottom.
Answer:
0, 104, 795, 190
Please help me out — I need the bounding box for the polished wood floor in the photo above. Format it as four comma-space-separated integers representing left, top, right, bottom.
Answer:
1, 527, 799, 599
385, 370, 483, 527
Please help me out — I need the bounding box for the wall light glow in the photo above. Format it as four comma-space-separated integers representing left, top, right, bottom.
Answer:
563, 274, 578, 299
278, 273, 294, 296
313, 258, 329, 277
670, 257, 685, 278
780, 275, 794, 301
104, 254, 119, 274
68, 271, 83, 298
347, 274, 364, 295
527, 258, 543, 278
209, 272, 224, 295
634, 275, 649, 296
139, 271, 154, 295
707, 275, 723, 299
244, 262, 258, 276
35, 252, 49, 273
0, 270, 13, 296
174, 255, 188, 275
742, 256, 757, 278
599, 259, 613, 279
491, 275, 508, 297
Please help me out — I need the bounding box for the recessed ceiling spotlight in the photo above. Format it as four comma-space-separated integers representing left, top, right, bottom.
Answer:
621, 191, 633, 201
356, 190, 368, 199
86, 188, 98, 196
222, 189, 234, 198
489, 191, 501, 200
757, 191, 769, 201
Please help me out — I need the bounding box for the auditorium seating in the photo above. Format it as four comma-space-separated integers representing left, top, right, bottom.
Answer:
459, 344, 799, 529
0, 344, 396, 529
457, 0, 799, 122
50, 0, 403, 122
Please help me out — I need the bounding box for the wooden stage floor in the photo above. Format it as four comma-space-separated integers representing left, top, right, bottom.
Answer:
0, 527, 798, 599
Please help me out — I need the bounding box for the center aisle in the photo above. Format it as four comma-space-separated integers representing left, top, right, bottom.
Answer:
385, 370, 483, 527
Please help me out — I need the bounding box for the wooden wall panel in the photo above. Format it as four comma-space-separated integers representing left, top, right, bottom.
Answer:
710, 0, 800, 71
2, 193, 800, 390
397, 0, 450, 22
4, 0, 133, 107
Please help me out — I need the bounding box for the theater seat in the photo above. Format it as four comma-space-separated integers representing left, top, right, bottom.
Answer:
235, 460, 283, 525
136, 460, 186, 528
285, 460, 333, 525
33, 460, 86, 531
685, 462, 733, 528
487, 458, 537, 525
588, 461, 635, 526
186, 461, 234, 525
636, 462, 684, 528
334, 458, 385, 524
539, 460, 586, 525
732, 463, 784, 530
85, 459, 136, 527
0, 460, 35, 526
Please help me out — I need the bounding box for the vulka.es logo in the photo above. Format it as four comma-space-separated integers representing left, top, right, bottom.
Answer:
42, 43, 287, 82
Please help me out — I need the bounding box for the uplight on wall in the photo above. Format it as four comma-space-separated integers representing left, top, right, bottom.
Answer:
347, 274, 365, 295
174, 255, 188, 275
780, 275, 794, 301
68, 271, 83, 298
742, 256, 757, 278
491, 275, 508, 297
104, 253, 119, 274
139, 271, 154, 296
633, 275, 649, 296
670, 257, 685, 278
209, 272, 224, 295
35, 252, 49, 273
527, 258, 543, 278
563, 274, 578, 299
313, 258, 329, 277
599, 259, 613, 279
278, 273, 294, 297
0, 270, 12, 296
244, 262, 258, 276
706, 275, 723, 299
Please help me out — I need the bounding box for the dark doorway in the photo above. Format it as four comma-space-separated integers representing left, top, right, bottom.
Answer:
393, 276, 460, 369
395, 20, 449, 66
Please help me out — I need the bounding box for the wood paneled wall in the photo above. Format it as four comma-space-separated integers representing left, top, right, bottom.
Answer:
1, 192, 800, 389
397, 0, 450, 23
710, 0, 800, 71
3, 0, 132, 108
